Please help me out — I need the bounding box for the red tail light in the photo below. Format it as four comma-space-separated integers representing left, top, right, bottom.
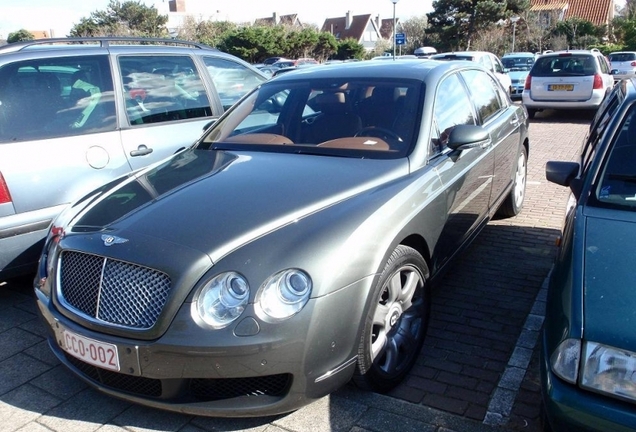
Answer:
0, 172, 11, 204
593, 74, 603, 89
524, 75, 532, 90
631, 61, 636, 67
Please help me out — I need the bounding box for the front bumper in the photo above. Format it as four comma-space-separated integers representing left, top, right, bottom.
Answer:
510, 85, 524, 99
34, 276, 371, 417
540, 333, 636, 432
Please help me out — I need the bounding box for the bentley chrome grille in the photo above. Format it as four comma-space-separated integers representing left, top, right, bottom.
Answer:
59, 251, 171, 329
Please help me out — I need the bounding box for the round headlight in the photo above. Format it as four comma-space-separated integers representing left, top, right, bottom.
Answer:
194, 272, 249, 329
256, 269, 312, 321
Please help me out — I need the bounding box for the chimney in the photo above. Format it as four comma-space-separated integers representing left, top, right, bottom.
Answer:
273, 12, 279, 25
346, 11, 352, 29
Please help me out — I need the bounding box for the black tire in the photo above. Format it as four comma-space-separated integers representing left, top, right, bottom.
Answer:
497, 145, 527, 218
527, 108, 537, 119
353, 245, 430, 393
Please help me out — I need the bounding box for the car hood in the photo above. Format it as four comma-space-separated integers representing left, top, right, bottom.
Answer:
583, 212, 636, 349
66, 148, 408, 263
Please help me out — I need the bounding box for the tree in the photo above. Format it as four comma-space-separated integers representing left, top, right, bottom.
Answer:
552, 18, 605, 49
7, 29, 34, 43
176, 16, 236, 47
335, 38, 365, 60
313, 32, 338, 62
427, 0, 513, 51
286, 28, 320, 59
69, 0, 168, 37
399, 16, 430, 55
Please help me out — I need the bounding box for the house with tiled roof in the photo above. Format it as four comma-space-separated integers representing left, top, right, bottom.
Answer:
529, 0, 615, 27
255, 13, 304, 28
321, 11, 396, 52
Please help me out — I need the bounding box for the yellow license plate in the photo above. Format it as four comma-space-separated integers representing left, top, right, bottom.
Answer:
548, 84, 574, 91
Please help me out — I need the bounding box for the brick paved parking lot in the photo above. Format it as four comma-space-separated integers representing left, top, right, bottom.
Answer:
0, 109, 592, 432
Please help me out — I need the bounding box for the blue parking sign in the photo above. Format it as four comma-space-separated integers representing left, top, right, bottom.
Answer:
395, 33, 406, 45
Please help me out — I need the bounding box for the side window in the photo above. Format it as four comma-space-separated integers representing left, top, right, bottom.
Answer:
460, 69, 503, 124
433, 73, 476, 153
119, 55, 212, 126
493, 56, 504, 74
479, 54, 494, 73
0, 55, 116, 143
581, 88, 621, 175
596, 55, 610, 74
203, 57, 267, 111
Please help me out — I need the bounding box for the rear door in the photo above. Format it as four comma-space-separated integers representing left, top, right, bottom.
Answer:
115, 52, 216, 171
460, 68, 521, 208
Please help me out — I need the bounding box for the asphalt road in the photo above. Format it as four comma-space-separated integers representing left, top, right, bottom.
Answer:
0, 108, 592, 432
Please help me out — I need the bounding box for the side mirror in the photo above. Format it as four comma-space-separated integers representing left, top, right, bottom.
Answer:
546, 160, 584, 199
447, 124, 491, 151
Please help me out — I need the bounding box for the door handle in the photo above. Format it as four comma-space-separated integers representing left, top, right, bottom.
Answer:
130, 145, 154, 157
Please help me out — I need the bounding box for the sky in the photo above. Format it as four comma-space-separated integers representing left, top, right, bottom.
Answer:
0, 0, 435, 39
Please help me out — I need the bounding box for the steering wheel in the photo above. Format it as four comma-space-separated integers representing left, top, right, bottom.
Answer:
355, 126, 403, 143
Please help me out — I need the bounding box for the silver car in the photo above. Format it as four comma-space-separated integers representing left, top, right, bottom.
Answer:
34, 59, 529, 417
609, 51, 636, 81
0, 37, 267, 280
502, 52, 535, 99
431, 51, 513, 96
522, 49, 614, 118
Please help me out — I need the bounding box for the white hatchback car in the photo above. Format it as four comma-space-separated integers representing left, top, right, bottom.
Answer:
431, 51, 512, 95
609, 51, 636, 81
522, 50, 614, 118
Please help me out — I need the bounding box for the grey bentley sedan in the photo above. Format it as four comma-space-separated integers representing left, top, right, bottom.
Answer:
34, 59, 529, 417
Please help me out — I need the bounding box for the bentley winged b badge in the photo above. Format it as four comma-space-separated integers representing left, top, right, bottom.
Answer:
101, 234, 129, 247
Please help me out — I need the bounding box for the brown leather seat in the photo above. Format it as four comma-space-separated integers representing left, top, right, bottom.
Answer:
306, 92, 361, 143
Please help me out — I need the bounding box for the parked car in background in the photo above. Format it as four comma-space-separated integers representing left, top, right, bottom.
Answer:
0, 37, 267, 281
431, 51, 512, 95
609, 51, 636, 81
502, 52, 535, 99
34, 59, 529, 417
542, 78, 636, 431
522, 49, 613, 118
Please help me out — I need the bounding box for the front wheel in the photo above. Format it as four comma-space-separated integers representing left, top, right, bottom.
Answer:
353, 245, 430, 393
497, 145, 527, 218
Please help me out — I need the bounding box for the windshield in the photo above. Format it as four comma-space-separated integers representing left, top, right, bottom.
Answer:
502, 56, 534, 71
199, 77, 423, 159
594, 107, 636, 210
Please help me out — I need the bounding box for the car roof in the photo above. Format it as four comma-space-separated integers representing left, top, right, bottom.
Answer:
540, 49, 600, 57
0, 37, 219, 55
268, 59, 478, 83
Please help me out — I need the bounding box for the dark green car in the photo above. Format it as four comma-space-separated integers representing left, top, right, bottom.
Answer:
542, 79, 636, 431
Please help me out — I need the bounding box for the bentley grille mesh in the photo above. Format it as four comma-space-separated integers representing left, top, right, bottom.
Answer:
59, 251, 171, 329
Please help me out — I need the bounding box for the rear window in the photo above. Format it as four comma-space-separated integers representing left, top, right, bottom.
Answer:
531, 54, 597, 77
609, 53, 636, 62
